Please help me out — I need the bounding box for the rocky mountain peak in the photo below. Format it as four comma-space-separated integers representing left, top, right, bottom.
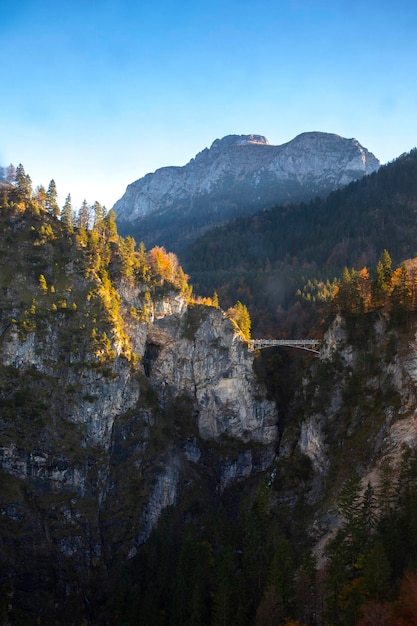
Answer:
210, 134, 270, 150
114, 130, 380, 251
192, 134, 270, 165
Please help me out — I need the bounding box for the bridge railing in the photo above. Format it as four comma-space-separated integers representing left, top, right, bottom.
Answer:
248, 339, 321, 354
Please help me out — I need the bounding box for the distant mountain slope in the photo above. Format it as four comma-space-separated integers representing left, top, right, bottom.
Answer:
114, 131, 379, 251
181, 148, 417, 336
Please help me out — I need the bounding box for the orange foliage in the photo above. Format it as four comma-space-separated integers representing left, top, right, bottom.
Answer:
396, 571, 417, 625
334, 258, 417, 315
357, 600, 394, 625
192, 296, 215, 306
147, 246, 178, 282
358, 571, 417, 626
358, 266, 372, 310
255, 586, 285, 626
147, 246, 190, 293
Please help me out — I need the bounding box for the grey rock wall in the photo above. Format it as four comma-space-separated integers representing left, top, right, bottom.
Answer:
114, 132, 380, 224
0, 285, 278, 616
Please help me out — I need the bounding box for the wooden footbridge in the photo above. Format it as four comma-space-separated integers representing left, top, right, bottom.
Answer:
248, 339, 321, 354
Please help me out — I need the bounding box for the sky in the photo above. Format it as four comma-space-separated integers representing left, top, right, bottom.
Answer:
1, 0, 417, 210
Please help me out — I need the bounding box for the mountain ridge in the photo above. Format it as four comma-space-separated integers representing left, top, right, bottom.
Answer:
114, 131, 380, 251
180, 147, 417, 337
3, 154, 417, 623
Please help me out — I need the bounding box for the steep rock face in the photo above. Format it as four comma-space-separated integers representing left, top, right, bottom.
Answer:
114, 132, 379, 249
145, 305, 277, 443
292, 313, 417, 552
0, 274, 277, 621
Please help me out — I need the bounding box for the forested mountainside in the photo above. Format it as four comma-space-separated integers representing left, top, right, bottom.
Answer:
3, 162, 417, 625
114, 132, 379, 252
181, 148, 417, 337
118, 251, 417, 626
0, 180, 275, 623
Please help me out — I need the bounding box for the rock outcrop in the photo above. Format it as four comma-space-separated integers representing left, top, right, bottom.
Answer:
0, 272, 277, 621
289, 312, 417, 559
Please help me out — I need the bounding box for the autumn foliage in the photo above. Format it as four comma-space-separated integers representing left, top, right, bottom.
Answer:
333, 249, 417, 323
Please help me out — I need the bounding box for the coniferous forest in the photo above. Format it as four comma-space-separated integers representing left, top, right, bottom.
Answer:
3, 153, 417, 625
181, 149, 417, 337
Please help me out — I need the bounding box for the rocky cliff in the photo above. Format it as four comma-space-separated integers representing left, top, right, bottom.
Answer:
114, 131, 380, 250
285, 311, 417, 557
5, 185, 417, 624
0, 200, 277, 623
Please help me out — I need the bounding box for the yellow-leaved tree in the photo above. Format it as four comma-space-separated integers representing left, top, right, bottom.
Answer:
227, 301, 251, 340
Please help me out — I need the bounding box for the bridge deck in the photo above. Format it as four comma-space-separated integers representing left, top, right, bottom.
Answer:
248, 339, 321, 354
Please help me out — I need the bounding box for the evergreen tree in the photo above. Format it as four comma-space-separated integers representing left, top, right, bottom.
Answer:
372, 249, 393, 307
93, 201, 106, 235
338, 471, 363, 539
119, 236, 137, 281
294, 550, 319, 625
170, 526, 212, 626
212, 546, 238, 626
361, 540, 391, 600
15, 163, 32, 198
61, 194, 74, 232
376, 460, 396, 519
336, 267, 366, 316
336, 267, 353, 313
135, 241, 149, 283
267, 536, 295, 614
46, 180, 60, 217
103, 208, 118, 242
77, 199, 91, 230
379, 249, 393, 284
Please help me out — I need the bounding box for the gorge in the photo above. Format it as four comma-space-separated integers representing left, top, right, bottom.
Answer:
2, 146, 417, 624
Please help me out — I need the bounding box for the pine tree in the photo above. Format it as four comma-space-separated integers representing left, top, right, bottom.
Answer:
46, 180, 60, 217
15, 163, 32, 198
212, 546, 238, 626
92, 201, 106, 235
267, 536, 295, 613
135, 241, 149, 282
336, 267, 353, 312
119, 236, 137, 281
361, 540, 391, 600
103, 208, 118, 242
75, 199, 90, 231
372, 249, 393, 307
61, 194, 74, 232
338, 471, 363, 534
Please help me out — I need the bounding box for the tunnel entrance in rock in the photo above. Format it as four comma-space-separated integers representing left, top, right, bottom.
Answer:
143, 342, 162, 377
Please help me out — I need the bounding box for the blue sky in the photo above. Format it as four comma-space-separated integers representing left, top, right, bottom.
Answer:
1, 0, 417, 210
